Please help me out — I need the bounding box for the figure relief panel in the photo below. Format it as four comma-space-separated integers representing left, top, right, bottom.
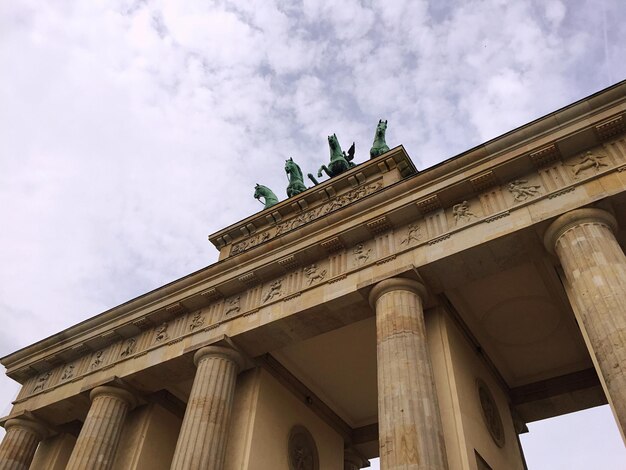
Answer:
32, 371, 52, 393
153, 322, 170, 344
303, 262, 328, 286
506, 178, 542, 204
188, 310, 206, 332
262, 279, 284, 304
119, 337, 138, 358
89, 349, 107, 371
223, 295, 242, 317
351, 241, 374, 268
399, 223, 422, 248
60, 362, 77, 382
451, 200, 480, 226
567, 150, 610, 178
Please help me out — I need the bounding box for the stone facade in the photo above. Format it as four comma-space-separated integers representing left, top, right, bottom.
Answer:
1, 81, 626, 469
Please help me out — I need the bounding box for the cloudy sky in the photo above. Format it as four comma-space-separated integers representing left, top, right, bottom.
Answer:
1, 0, 625, 467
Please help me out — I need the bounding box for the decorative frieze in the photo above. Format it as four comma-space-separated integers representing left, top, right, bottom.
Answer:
231, 231, 271, 255
275, 181, 383, 237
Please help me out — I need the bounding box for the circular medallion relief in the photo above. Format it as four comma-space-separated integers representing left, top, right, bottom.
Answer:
288, 425, 319, 470
476, 379, 505, 448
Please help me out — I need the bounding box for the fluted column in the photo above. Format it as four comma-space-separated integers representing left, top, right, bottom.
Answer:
65, 385, 136, 470
0, 418, 47, 470
370, 278, 448, 470
545, 208, 626, 436
170, 345, 245, 470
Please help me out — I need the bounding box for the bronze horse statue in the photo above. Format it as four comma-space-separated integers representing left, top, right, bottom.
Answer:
308, 134, 355, 184
370, 119, 390, 159
285, 158, 308, 197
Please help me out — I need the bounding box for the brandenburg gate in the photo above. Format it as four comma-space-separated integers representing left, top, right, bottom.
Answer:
1, 81, 626, 469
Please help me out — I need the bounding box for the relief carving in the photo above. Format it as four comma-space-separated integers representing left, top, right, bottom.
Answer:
400, 223, 421, 245
231, 231, 271, 255
569, 151, 608, 177
32, 372, 51, 392
224, 296, 241, 315
477, 379, 505, 448
189, 311, 205, 331
452, 200, 476, 224
276, 182, 383, 237
61, 364, 75, 381
353, 243, 372, 264
154, 323, 169, 343
120, 338, 137, 357
90, 350, 104, 369
288, 425, 319, 470
304, 264, 327, 285
262, 280, 283, 303
507, 180, 541, 202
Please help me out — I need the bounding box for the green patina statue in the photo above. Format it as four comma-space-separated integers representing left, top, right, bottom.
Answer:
285, 158, 308, 198
370, 119, 390, 159
308, 134, 356, 185
254, 183, 279, 209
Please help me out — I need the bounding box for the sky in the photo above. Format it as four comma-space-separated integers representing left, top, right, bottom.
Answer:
0, 0, 625, 467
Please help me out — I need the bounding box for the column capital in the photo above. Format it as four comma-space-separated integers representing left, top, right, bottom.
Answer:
544, 207, 617, 254
89, 385, 137, 409
193, 345, 245, 372
3, 417, 48, 440
368, 277, 427, 307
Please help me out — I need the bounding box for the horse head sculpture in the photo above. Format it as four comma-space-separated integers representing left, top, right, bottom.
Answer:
254, 183, 279, 209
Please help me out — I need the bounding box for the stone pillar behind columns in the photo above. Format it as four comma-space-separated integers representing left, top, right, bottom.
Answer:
65, 385, 136, 470
369, 278, 448, 470
0, 418, 47, 470
545, 208, 626, 437
170, 345, 245, 470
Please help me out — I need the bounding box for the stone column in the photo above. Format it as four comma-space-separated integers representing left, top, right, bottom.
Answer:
0, 417, 47, 470
170, 345, 245, 470
544, 208, 626, 435
369, 278, 448, 470
65, 385, 136, 470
